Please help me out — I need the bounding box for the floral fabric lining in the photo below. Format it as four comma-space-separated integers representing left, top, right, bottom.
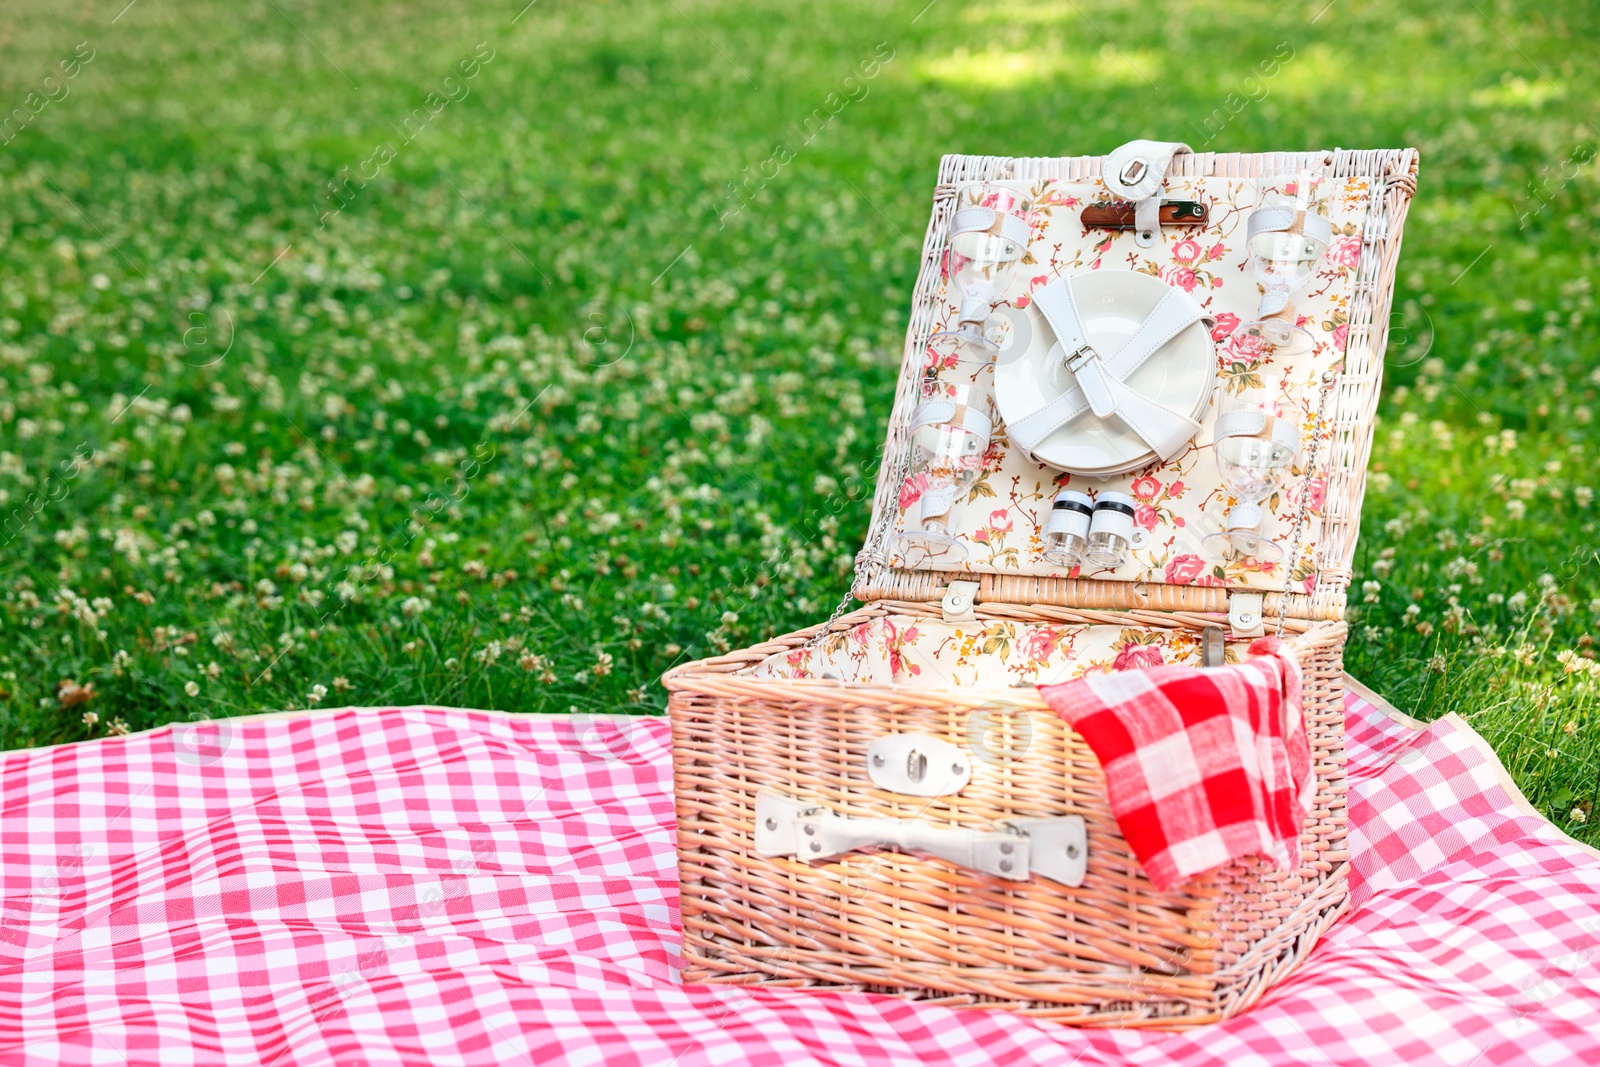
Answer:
889, 174, 1375, 595
745, 614, 1244, 689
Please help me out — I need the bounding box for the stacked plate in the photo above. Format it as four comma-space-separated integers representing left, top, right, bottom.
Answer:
993, 271, 1216, 478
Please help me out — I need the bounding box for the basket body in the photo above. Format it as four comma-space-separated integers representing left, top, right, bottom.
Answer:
667, 146, 1416, 1025
668, 604, 1348, 1024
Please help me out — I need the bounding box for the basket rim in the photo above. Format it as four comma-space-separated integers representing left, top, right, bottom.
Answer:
662, 602, 1347, 693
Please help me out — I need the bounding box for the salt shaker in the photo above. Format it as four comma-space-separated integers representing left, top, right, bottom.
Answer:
1086, 491, 1137, 569
1042, 490, 1094, 568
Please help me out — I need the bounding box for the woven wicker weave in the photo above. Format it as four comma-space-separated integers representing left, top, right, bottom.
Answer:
666, 146, 1418, 1026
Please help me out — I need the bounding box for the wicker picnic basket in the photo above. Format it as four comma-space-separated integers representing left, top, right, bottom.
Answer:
665, 145, 1418, 1026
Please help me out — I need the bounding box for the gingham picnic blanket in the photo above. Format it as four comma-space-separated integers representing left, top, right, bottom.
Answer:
1, 682, 1597, 1066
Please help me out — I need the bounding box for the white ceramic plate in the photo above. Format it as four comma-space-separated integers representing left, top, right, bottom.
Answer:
995, 270, 1214, 476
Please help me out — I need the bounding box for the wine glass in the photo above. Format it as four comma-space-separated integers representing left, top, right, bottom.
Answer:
1236, 169, 1331, 356
930, 185, 1030, 353
894, 355, 996, 567
1203, 375, 1299, 563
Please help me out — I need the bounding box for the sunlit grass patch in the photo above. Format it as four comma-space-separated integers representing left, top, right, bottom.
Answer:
0, 0, 1595, 845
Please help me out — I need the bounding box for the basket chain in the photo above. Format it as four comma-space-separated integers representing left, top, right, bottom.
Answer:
1276, 369, 1338, 635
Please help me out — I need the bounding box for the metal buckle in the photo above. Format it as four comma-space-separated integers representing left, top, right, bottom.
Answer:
1119, 157, 1149, 186
1062, 343, 1098, 374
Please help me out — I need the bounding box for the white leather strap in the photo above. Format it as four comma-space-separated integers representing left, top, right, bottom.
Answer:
909, 397, 993, 441
1103, 140, 1191, 200
1258, 289, 1293, 317
1213, 410, 1302, 460
1228, 592, 1266, 638
1007, 277, 1210, 463
950, 206, 1031, 247
1104, 140, 1192, 247
1134, 196, 1161, 245
1225, 501, 1264, 532
1248, 205, 1333, 247
919, 486, 955, 523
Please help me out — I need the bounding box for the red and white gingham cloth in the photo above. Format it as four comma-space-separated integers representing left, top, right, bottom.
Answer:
1, 682, 1597, 1066
1038, 636, 1313, 890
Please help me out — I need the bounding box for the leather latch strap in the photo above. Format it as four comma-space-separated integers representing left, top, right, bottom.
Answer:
1103, 139, 1193, 247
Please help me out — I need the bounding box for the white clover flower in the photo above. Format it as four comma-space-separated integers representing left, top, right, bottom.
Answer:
1574, 808, 1589, 825
185, 681, 200, 697
401, 596, 429, 617
1506, 499, 1527, 520
307, 684, 327, 705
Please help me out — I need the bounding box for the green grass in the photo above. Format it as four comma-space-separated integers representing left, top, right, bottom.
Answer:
1, 0, 1596, 842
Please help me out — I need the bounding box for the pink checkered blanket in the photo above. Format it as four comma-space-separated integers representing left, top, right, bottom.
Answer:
0, 681, 1596, 1066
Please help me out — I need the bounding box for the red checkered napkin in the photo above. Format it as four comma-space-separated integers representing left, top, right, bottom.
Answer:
1038, 636, 1313, 890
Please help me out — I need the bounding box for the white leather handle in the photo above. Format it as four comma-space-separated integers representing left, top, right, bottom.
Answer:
755, 791, 1087, 887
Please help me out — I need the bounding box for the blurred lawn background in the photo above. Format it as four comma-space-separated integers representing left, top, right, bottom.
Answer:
0, 0, 1596, 840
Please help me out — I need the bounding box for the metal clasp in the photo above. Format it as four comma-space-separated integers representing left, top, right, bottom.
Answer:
867, 733, 970, 796
1062, 343, 1099, 375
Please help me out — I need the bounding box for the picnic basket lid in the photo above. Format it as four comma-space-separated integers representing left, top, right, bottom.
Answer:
852, 146, 1419, 624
